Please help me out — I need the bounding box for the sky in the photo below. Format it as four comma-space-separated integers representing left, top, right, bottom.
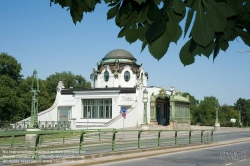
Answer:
0, 1, 249, 106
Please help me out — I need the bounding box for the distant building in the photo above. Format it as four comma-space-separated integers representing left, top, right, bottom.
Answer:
20, 49, 190, 129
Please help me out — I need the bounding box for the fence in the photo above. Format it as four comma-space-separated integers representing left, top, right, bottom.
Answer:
0, 129, 214, 164
0, 121, 71, 131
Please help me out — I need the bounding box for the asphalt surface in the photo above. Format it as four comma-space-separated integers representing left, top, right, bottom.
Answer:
97, 141, 250, 166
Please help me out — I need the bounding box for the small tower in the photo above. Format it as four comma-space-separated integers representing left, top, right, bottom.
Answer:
30, 69, 40, 128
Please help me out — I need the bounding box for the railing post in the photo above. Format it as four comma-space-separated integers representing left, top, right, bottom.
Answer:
34, 134, 40, 161
45, 121, 47, 131
201, 130, 204, 143
62, 131, 65, 144
158, 131, 162, 147
98, 129, 101, 141
189, 131, 192, 144
175, 131, 178, 145
79, 132, 85, 155
39, 135, 43, 145
138, 131, 141, 149
211, 130, 214, 142
52, 121, 54, 130
11, 135, 14, 147
112, 129, 117, 152
5, 122, 8, 131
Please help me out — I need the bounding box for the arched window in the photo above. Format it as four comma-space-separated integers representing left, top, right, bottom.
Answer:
124, 71, 130, 82
104, 71, 109, 82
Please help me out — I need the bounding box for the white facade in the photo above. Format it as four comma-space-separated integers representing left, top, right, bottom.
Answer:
19, 49, 190, 130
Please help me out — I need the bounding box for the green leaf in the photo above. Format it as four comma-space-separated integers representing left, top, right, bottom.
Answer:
135, 0, 145, 5
206, 0, 237, 18
153, 0, 162, 5
148, 29, 171, 60
70, 9, 83, 24
119, 12, 137, 27
167, 10, 182, 44
104, 0, 112, 3
141, 40, 148, 52
202, 42, 215, 58
235, 28, 250, 46
191, 1, 214, 47
137, 6, 148, 23
108, 2, 117, 7
179, 39, 195, 66
118, 25, 131, 38
85, 0, 95, 10
213, 34, 222, 60
125, 25, 138, 44
107, 5, 119, 20
223, 26, 232, 40
138, 24, 148, 41
173, 0, 186, 16
184, 9, 194, 38
203, 1, 227, 32
145, 20, 166, 44
246, 3, 250, 13
221, 41, 229, 51
147, 2, 159, 21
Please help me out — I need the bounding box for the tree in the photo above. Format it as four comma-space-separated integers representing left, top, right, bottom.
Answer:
45, 71, 91, 105
234, 98, 250, 126
50, 0, 250, 66
219, 104, 238, 127
196, 96, 218, 126
0, 53, 23, 121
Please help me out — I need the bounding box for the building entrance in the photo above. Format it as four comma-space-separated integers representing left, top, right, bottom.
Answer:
156, 98, 170, 125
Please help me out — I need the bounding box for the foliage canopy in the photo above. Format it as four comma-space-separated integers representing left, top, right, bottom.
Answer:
50, 0, 250, 65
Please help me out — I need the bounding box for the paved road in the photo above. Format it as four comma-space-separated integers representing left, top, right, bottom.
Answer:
98, 141, 250, 166
1, 129, 250, 165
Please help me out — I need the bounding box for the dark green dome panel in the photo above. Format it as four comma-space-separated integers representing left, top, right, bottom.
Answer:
102, 49, 137, 61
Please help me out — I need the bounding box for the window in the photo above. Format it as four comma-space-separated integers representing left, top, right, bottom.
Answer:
82, 99, 112, 119
124, 71, 130, 82
104, 71, 109, 82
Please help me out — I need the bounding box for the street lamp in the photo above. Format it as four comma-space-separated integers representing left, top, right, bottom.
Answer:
238, 104, 242, 127
142, 88, 148, 125
237, 50, 250, 53
214, 99, 220, 129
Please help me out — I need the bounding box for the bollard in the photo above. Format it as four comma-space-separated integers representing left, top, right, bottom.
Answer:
175, 131, 178, 145
158, 131, 162, 147
201, 130, 204, 143
34, 134, 40, 161
211, 130, 214, 142
138, 131, 141, 149
79, 132, 85, 155
98, 129, 101, 141
189, 131, 192, 144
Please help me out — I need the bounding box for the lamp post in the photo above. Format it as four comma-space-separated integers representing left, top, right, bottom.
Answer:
214, 99, 220, 129
237, 50, 250, 53
238, 104, 242, 127
142, 89, 148, 125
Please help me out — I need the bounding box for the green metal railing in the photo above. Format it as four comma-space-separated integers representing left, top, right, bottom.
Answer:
0, 129, 214, 164
0, 121, 71, 131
